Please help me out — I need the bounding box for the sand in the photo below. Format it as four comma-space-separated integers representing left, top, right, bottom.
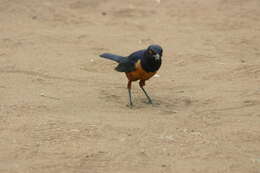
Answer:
0, 0, 260, 172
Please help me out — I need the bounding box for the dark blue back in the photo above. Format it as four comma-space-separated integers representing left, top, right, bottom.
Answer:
127, 50, 146, 63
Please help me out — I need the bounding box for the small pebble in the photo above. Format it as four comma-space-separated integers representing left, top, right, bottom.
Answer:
140, 149, 145, 153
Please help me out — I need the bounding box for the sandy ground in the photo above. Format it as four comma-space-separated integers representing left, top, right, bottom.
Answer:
0, 0, 260, 172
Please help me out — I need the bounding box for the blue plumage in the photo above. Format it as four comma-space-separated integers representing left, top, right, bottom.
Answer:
99, 53, 125, 63
99, 45, 163, 107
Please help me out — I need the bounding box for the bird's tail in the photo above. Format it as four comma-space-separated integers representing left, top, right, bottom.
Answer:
99, 53, 125, 63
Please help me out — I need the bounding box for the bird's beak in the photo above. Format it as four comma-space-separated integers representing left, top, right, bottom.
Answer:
154, 54, 160, 60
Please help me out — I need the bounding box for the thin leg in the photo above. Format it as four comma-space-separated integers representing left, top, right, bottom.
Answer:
127, 80, 133, 107
139, 80, 153, 104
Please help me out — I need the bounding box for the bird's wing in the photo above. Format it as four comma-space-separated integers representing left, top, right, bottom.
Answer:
115, 50, 145, 72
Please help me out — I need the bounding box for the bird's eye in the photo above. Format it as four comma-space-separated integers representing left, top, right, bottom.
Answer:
149, 49, 156, 55
148, 49, 153, 55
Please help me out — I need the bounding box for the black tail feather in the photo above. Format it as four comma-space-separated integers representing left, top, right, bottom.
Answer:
99, 53, 125, 63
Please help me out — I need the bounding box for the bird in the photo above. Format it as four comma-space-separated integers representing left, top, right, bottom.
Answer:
99, 45, 163, 107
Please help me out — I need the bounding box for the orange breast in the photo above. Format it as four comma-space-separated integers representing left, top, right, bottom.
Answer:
125, 60, 156, 81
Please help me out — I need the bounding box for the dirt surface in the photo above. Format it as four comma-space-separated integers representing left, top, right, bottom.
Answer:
0, 0, 260, 172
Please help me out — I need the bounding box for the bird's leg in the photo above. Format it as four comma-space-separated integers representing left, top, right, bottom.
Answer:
127, 80, 133, 107
139, 80, 153, 104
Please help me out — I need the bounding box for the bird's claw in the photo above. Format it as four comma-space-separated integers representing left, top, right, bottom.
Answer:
127, 103, 133, 108
147, 100, 153, 104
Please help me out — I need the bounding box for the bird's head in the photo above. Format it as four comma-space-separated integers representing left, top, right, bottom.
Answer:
146, 45, 163, 61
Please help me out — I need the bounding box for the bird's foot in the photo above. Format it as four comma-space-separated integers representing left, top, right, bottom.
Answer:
127, 103, 133, 108
147, 99, 153, 105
